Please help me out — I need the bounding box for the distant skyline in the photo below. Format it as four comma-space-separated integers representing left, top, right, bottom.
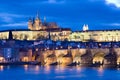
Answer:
0, 0, 120, 31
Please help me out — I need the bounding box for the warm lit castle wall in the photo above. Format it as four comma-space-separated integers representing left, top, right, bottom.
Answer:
50, 30, 71, 41
12, 30, 48, 40
0, 32, 9, 39
0, 30, 120, 42
11, 30, 70, 41
69, 30, 120, 42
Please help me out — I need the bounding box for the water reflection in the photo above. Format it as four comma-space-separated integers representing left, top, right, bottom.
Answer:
35, 65, 39, 71
0, 65, 3, 71
97, 65, 104, 76
7, 66, 10, 70
117, 67, 120, 70
0, 65, 119, 80
54, 65, 67, 73
76, 65, 82, 72
55, 65, 60, 73
24, 65, 28, 71
44, 65, 51, 74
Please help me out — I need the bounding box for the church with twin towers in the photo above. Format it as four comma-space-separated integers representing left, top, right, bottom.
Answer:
28, 12, 59, 30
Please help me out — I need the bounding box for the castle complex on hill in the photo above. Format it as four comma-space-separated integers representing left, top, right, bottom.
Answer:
0, 13, 120, 66
0, 13, 120, 42
28, 13, 58, 30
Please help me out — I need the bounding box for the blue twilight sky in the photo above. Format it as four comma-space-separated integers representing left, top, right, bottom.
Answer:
0, 0, 120, 31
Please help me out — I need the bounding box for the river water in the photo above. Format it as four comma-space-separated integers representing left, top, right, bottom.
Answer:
0, 65, 120, 80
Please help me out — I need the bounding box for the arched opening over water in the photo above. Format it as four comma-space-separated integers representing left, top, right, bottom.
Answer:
93, 52, 105, 65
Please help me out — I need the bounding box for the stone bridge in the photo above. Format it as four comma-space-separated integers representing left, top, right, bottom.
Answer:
38, 48, 120, 65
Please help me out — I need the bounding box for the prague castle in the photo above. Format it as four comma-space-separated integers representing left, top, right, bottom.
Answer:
0, 13, 120, 66
0, 13, 71, 41
0, 13, 120, 42
28, 13, 58, 30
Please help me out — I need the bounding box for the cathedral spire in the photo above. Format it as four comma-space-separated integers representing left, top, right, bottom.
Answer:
83, 24, 86, 31
36, 11, 39, 20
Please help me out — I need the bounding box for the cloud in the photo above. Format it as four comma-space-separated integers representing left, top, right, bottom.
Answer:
1, 16, 13, 23
0, 13, 26, 23
43, 0, 65, 4
48, 0, 56, 3
105, 0, 120, 8
1, 22, 27, 27
102, 23, 120, 26
0, 22, 28, 30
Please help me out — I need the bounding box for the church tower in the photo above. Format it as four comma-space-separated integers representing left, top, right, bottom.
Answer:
28, 17, 33, 30
83, 24, 89, 31
34, 12, 42, 30
86, 24, 89, 31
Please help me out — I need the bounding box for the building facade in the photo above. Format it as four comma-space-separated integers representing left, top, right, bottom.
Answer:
28, 13, 58, 30
69, 30, 120, 42
0, 13, 120, 42
0, 13, 71, 41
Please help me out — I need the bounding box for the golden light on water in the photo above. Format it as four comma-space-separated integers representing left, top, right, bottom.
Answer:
35, 65, 39, 71
24, 65, 28, 71
44, 65, 51, 73
98, 66, 104, 76
0, 65, 3, 71
55, 65, 60, 73
76, 65, 82, 72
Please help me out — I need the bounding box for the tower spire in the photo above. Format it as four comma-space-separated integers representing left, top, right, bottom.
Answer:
36, 11, 39, 20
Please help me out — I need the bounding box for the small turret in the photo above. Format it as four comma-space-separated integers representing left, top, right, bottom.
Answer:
83, 24, 89, 31
86, 24, 89, 30
28, 17, 33, 30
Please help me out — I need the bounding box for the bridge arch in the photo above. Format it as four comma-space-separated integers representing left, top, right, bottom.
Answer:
93, 52, 105, 64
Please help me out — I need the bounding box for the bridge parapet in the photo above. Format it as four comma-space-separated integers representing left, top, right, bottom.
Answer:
90, 48, 109, 56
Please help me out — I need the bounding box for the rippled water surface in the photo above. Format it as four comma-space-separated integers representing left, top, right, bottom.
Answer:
0, 65, 120, 80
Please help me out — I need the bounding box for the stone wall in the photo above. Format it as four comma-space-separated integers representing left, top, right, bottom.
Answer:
38, 48, 120, 65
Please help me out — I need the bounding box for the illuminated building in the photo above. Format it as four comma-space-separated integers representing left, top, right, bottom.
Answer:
0, 13, 71, 41
28, 13, 58, 30
83, 24, 89, 31
2, 40, 19, 62
20, 48, 33, 62
0, 13, 120, 42
69, 30, 120, 42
